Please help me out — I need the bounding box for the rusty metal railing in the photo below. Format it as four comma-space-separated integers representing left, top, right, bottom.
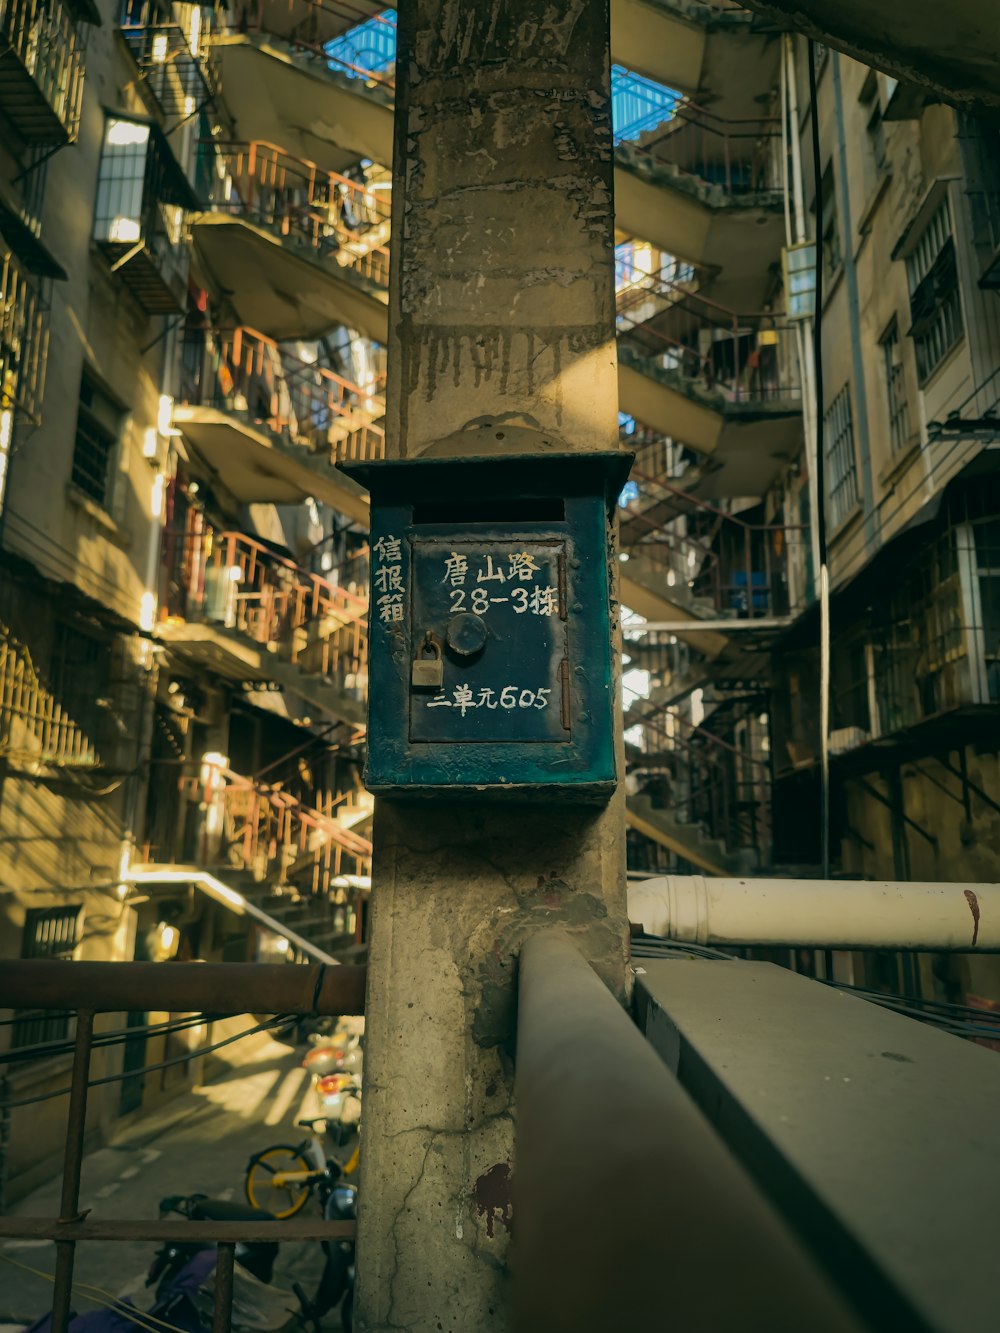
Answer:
0, 961, 365, 1333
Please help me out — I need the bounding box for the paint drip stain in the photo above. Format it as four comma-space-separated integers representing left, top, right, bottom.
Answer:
474, 1161, 512, 1239
964, 889, 981, 947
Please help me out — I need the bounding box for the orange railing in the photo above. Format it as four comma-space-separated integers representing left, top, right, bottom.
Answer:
160, 523, 369, 700
178, 325, 386, 463
206, 140, 391, 288
192, 761, 372, 897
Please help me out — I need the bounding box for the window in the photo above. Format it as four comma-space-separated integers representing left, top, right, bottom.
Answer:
880, 319, 911, 452
93, 118, 152, 246
905, 196, 964, 383
819, 162, 841, 282
71, 370, 123, 506
11, 906, 80, 1049
825, 384, 859, 528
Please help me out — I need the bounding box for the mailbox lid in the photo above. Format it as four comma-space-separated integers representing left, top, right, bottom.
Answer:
339, 450, 634, 515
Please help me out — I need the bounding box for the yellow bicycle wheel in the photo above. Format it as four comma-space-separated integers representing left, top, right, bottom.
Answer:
245, 1145, 314, 1219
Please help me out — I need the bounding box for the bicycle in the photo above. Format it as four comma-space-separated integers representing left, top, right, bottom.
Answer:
245, 1115, 360, 1219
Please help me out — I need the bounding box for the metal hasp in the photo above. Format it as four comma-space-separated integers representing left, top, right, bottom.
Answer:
341, 451, 633, 800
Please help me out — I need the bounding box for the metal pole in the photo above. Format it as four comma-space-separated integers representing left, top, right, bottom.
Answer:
513, 930, 860, 1332
51, 1010, 94, 1333
212, 1242, 236, 1333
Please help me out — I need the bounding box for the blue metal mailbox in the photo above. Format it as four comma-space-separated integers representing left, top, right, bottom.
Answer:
340, 452, 632, 800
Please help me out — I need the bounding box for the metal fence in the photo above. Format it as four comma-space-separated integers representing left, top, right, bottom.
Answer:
0, 961, 365, 1333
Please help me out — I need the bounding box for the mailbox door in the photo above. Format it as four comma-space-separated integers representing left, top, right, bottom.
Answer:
408, 537, 570, 744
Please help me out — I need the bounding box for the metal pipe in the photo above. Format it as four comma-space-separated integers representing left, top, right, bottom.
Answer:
51, 1010, 94, 1333
629, 876, 1000, 951
0, 961, 367, 1015
512, 930, 861, 1332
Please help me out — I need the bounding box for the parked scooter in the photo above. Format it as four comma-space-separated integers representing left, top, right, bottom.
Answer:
21, 1191, 354, 1333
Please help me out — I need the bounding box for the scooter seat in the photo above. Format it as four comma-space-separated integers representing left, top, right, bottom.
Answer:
190, 1198, 275, 1223
297, 1116, 328, 1129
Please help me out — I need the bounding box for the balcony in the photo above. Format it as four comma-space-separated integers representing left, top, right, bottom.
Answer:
157, 526, 369, 726
191, 140, 390, 341
0, 0, 88, 145
174, 324, 384, 523
207, 3, 395, 173
92, 115, 198, 314
615, 264, 802, 498
0, 620, 99, 767
118, 22, 217, 129
610, 2, 780, 118
613, 71, 784, 307
0, 233, 50, 425
144, 759, 372, 954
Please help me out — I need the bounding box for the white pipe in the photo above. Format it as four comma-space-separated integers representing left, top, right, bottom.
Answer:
628, 876, 1000, 952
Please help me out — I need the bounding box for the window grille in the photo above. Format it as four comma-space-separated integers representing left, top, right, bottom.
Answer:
906, 196, 964, 383
11, 906, 80, 1049
71, 371, 121, 506
880, 319, 911, 452
824, 384, 859, 529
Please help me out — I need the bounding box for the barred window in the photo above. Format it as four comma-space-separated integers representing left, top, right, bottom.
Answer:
11, 906, 80, 1049
71, 371, 122, 506
825, 384, 859, 529
906, 197, 964, 383
880, 319, 911, 453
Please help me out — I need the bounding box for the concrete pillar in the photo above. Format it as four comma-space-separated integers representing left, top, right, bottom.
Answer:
354, 3, 627, 1331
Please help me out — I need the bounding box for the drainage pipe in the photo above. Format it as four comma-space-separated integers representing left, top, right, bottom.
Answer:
628, 876, 1000, 951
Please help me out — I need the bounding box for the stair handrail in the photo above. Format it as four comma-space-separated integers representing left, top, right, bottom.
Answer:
218, 764, 373, 859
617, 300, 800, 405
628, 463, 808, 537
178, 324, 387, 462
629, 698, 770, 771
223, 0, 396, 89
614, 68, 780, 194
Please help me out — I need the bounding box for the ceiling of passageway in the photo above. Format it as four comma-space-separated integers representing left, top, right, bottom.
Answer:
741, 0, 1000, 108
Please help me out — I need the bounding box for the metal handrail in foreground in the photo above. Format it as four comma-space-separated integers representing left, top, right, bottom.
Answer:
0, 961, 365, 1333
512, 930, 862, 1331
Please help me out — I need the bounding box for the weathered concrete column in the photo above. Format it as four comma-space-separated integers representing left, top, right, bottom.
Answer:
355, 3, 627, 1329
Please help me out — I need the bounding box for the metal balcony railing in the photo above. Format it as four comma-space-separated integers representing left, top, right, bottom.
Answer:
0, 0, 86, 144
219, 0, 397, 90
0, 621, 100, 767
205, 140, 391, 289
616, 263, 801, 406
186, 760, 372, 896
0, 960, 364, 1333
93, 115, 196, 314
621, 469, 809, 621
613, 67, 781, 196
118, 22, 218, 125
160, 524, 369, 702
178, 325, 386, 464
0, 242, 48, 423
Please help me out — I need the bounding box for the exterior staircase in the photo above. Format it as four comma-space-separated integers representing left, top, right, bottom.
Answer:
626, 790, 758, 877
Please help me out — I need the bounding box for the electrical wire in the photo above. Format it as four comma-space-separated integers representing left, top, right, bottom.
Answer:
0, 1252, 197, 1333
0, 1012, 227, 1067
630, 937, 737, 962
0, 1015, 295, 1112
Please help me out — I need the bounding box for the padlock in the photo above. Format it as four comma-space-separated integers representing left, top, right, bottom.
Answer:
411, 636, 443, 689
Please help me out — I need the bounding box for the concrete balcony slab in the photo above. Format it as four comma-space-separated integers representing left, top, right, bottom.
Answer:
209, 35, 394, 173
189, 212, 389, 343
